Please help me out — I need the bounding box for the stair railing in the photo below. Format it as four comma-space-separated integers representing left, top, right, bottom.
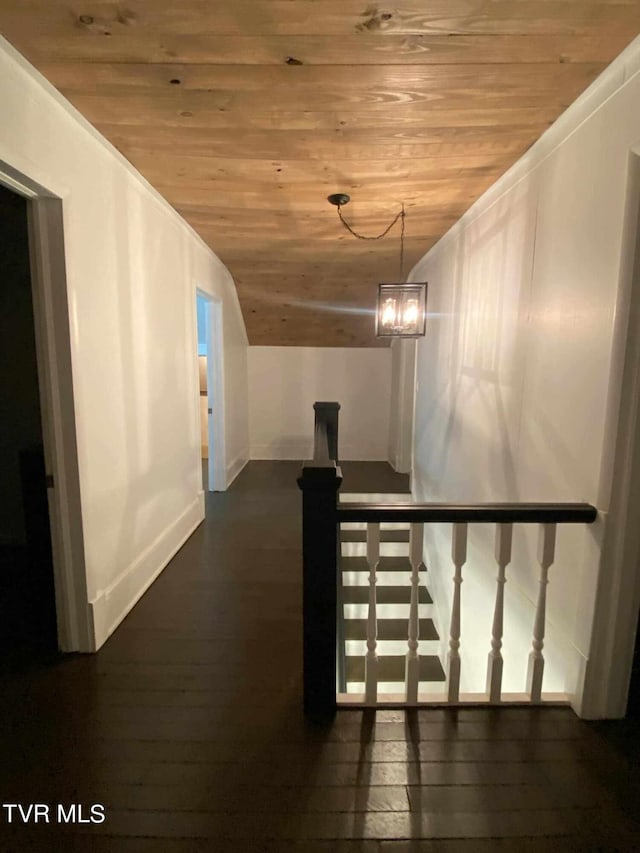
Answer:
338, 503, 597, 709
298, 406, 598, 717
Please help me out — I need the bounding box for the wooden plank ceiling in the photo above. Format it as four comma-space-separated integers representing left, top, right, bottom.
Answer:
1, 2, 639, 346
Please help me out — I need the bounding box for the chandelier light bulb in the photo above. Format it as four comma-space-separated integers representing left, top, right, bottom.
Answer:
381, 299, 396, 327
403, 300, 418, 327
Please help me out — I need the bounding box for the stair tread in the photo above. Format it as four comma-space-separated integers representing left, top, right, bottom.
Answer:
344, 618, 439, 641
342, 585, 431, 605
341, 556, 423, 572
345, 654, 446, 683
341, 530, 410, 543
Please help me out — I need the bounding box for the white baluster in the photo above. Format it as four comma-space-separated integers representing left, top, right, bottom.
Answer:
447, 522, 467, 703
486, 523, 513, 702
365, 522, 380, 704
527, 523, 557, 703
405, 522, 424, 703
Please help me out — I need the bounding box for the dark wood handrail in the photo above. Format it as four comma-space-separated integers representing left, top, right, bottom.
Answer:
337, 502, 597, 524
313, 401, 340, 463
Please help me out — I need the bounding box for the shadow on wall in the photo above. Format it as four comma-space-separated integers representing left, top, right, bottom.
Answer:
413, 175, 538, 503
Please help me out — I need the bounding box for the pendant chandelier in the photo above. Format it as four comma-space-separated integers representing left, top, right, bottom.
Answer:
327, 193, 427, 338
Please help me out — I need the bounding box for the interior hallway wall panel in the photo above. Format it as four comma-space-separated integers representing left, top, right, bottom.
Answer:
249, 346, 391, 461
409, 37, 640, 712
0, 38, 249, 648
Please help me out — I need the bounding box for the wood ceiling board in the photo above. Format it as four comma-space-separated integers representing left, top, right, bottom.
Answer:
171, 199, 470, 219
2, 2, 638, 37
10, 34, 635, 66
238, 281, 402, 303
52, 88, 591, 119
153, 179, 495, 210
36, 60, 606, 90
220, 239, 429, 264
96, 125, 537, 161
136, 154, 513, 185
222, 252, 431, 288
1, 1, 638, 346
190, 228, 464, 254
240, 307, 391, 348
178, 209, 462, 236
203, 240, 430, 264
168, 191, 505, 215
246, 328, 389, 349
59, 94, 568, 130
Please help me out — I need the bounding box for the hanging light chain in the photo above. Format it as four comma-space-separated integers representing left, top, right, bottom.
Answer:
399, 203, 405, 281
336, 202, 406, 279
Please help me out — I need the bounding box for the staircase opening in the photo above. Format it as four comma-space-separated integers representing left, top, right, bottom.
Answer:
299, 401, 597, 715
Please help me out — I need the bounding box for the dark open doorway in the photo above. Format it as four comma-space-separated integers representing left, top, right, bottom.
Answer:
0, 183, 58, 666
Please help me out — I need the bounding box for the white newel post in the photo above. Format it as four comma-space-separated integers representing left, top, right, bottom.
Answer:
365, 522, 380, 704
527, 523, 557, 702
405, 522, 424, 703
486, 523, 513, 702
447, 522, 467, 702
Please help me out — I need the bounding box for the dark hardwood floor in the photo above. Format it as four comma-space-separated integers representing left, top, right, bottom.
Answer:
1, 461, 639, 851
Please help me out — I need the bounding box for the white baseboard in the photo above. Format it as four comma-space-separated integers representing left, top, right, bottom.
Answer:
89, 495, 204, 649
226, 451, 249, 486
388, 453, 411, 474
566, 647, 589, 717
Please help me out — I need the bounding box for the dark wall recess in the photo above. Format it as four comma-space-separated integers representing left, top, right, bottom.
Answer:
0, 184, 57, 660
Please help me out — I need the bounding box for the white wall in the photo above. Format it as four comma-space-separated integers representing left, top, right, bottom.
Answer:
0, 37, 249, 649
249, 346, 391, 461
387, 339, 416, 474
410, 37, 640, 715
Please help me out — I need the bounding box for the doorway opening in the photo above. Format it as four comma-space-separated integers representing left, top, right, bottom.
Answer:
0, 184, 57, 664
0, 162, 91, 656
196, 291, 226, 492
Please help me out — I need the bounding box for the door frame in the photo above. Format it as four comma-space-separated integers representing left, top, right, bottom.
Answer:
582, 146, 640, 717
0, 161, 92, 652
196, 289, 226, 492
